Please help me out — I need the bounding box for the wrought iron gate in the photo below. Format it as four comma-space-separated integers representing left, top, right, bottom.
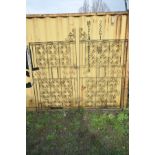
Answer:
79, 39, 128, 108
28, 29, 128, 109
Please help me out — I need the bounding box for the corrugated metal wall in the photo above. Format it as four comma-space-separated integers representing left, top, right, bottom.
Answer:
26, 12, 129, 109
27, 12, 128, 42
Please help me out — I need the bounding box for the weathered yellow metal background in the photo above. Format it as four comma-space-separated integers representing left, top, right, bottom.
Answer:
26, 12, 129, 109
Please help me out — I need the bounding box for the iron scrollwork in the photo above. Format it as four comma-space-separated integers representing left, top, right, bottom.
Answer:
34, 42, 72, 68
99, 20, 102, 40
27, 21, 128, 109
65, 28, 76, 42
38, 79, 74, 107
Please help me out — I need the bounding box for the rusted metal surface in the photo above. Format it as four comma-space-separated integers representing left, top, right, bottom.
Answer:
26, 12, 129, 109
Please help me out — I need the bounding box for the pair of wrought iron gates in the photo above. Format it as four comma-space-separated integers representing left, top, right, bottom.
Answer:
28, 31, 128, 109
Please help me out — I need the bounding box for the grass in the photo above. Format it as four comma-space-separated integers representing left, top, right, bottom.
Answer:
27, 108, 129, 155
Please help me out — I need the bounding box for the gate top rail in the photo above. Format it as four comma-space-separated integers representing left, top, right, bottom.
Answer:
28, 39, 128, 45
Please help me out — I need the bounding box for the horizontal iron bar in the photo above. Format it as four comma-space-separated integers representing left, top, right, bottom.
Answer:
28, 39, 128, 45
